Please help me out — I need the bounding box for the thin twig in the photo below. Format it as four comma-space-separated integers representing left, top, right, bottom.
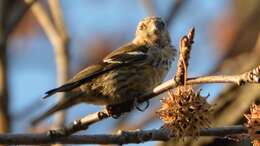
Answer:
211, 4, 260, 74
24, 0, 60, 47
47, 109, 110, 137
11, 98, 43, 120
141, 0, 156, 16
140, 64, 260, 103
114, 110, 158, 131
48, 0, 70, 129
48, 0, 69, 42
25, 0, 70, 127
165, 0, 188, 26
175, 27, 194, 85
0, 125, 250, 145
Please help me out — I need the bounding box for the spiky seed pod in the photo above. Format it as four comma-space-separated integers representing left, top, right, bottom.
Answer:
244, 104, 260, 146
158, 86, 212, 139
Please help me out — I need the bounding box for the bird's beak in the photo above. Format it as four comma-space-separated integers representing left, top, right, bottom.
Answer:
152, 22, 164, 34
151, 25, 159, 34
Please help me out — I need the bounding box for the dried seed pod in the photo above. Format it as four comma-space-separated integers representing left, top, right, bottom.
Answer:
158, 86, 212, 139
244, 104, 260, 146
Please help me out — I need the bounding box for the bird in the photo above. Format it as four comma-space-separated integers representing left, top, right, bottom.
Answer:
32, 16, 176, 125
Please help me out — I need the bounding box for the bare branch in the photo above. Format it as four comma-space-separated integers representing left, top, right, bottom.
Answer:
24, 0, 60, 47
165, 0, 188, 26
48, 0, 69, 42
24, 0, 70, 127
175, 27, 194, 85
48, 0, 70, 129
140, 65, 260, 103
12, 98, 43, 120
140, 0, 156, 16
0, 125, 250, 145
6, 0, 36, 36
47, 110, 110, 137
114, 110, 158, 131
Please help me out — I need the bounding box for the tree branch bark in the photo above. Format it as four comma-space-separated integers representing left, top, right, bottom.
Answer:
0, 125, 250, 145
140, 64, 260, 103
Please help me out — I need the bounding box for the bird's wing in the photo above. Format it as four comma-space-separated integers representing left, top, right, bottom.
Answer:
103, 43, 149, 63
43, 43, 149, 99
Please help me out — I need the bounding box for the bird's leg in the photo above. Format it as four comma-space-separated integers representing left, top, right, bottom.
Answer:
106, 100, 135, 119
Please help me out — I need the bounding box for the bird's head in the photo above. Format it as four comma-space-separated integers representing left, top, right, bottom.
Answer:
133, 16, 171, 46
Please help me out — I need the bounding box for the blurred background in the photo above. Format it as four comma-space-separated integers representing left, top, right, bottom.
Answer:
0, 0, 259, 146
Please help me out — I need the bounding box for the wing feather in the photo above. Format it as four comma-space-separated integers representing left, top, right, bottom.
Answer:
43, 43, 149, 99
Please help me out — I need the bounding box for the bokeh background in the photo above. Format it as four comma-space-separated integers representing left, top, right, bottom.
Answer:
0, 0, 259, 146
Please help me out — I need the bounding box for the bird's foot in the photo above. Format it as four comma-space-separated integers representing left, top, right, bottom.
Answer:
106, 100, 135, 119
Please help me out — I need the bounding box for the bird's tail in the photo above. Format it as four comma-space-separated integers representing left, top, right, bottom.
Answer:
31, 92, 83, 126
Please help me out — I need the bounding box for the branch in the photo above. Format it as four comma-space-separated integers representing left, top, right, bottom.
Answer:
47, 109, 110, 137
0, 125, 250, 145
139, 64, 260, 103
165, 0, 188, 27
141, 0, 156, 16
6, 0, 36, 36
24, 0, 60, 46
48, 0, 70, 128
175, 27, 194, 84
25, 0, 70, 127
0, 0, 35, 134
48, 0, 69, 42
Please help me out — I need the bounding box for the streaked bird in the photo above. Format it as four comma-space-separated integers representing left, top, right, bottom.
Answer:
32, 16, 176, 125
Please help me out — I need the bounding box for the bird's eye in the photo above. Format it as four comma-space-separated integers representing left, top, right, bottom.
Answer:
139, 23, 147, 30
155, 21, 165, 30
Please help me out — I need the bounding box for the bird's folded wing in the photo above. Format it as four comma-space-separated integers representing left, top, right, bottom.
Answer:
103, 43, 149, 64
43, 44, 149, 99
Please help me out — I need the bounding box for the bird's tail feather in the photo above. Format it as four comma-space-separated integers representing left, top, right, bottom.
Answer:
42, 83, 76, 99
31, 92, 83, 125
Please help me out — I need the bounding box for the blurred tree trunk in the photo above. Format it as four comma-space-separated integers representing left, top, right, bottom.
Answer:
0, 0, 10, 134
0, 0, 34, 135
0, 33, 10, 133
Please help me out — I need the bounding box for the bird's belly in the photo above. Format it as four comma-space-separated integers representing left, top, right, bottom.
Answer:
81, 64, 166, 105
